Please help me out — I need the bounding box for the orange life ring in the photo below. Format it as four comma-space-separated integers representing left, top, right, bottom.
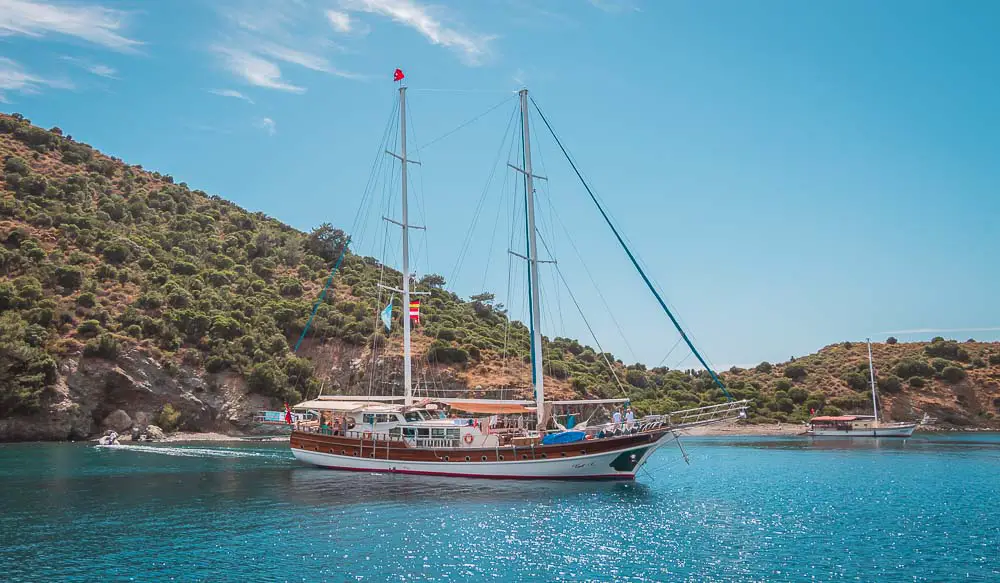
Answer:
463, 433, 474, 445
363, 431, 372, 440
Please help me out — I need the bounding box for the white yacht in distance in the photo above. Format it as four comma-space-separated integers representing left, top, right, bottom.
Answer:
807, 338, 917, 438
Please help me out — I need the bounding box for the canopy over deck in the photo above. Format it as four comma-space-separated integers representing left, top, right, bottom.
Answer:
293, 400, 400, 413
810, 415, 874, 422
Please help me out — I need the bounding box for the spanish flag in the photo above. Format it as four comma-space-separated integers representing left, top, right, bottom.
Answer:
409, 299, 420, 324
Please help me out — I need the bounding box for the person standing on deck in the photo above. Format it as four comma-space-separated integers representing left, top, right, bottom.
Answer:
612, 408, 623, 431
625, 407, 635, 430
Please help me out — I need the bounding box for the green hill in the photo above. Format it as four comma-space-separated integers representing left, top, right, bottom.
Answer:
0, 112, 997, 439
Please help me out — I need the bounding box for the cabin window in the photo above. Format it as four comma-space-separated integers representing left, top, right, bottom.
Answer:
446, 428, 460, 439
431, 428, 445, 438
417, 428, 430, 438
389, 428, 402, 438
403, 427, 416, 438
376, 414, 391, 423
404, 411, 422, 422
362, 414, 374, 424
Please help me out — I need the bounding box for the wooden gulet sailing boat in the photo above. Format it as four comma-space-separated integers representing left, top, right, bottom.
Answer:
289, 85, 748, 480
807, 338, 917, 438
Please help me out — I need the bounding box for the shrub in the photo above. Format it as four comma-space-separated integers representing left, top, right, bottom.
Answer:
931, 358, 950, 372
776, 397, 794, 413
547, 361, 569, 380
172, 261, 198, 275
788, 387, 809, 403
908, 376, 925, 388
989, 354, 1000, 366
205, 356, 229, 373
101, 240, 132, 264
894, 359, 935, 379
625, 369, 648, 388
843, 372, 868, 392
427, 340, 468, 364
278, 278, 303, 297
783, 364, 807, 380
77, 292, 96, 308
436, 327, 458, 342
76, 319, 102, 338
886, 336, 898, 345
83, 333, 119, 360
248, 362, 289, 397
924, 340, 968, 361
774, 379, 792, 392
941, 366, 966, 383
755, 361, 772, 373
54, 266, 84, 290
877, 375, 902, 394
823, 405, 843, 416
156, 403, 182, 432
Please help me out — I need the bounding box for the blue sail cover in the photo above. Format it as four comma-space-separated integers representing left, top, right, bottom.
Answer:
541, 431, 586, 445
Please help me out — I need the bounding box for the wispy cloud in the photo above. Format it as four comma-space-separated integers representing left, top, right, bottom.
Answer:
209, 88, 254, 104
338, 0, 494, 65
0, 57, 72, 102
326, 10, 353, 33
211, 1, 364, 91
879, 327, 1000, 335
60, 55, 117, 78
0, 0, 142, 51
213, 46, 305, 93
255, 117, 276, 136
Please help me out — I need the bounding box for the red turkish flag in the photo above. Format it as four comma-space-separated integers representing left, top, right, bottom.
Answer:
393, 68, 405, 82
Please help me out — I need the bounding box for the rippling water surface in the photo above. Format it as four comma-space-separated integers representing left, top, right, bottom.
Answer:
1, 434, 998, 581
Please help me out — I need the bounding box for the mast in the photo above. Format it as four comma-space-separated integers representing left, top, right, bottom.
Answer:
867, 338, 879, 423
383, 85, 425, 406
400, 86, 413, 405
519, 89, 545, 429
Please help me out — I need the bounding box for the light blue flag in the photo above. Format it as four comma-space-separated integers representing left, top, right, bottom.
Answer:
380, 300, 393, 331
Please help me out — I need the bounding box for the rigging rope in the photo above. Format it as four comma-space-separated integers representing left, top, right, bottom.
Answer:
416, 95, 516, 151
535, 231, 628, 397
294, 238, 351, 353
530, 97, 732, 400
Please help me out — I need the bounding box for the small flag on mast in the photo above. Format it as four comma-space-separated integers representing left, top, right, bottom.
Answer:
380, 299, 393, 331
409, 299, 420, 324
393, 68, 405, 82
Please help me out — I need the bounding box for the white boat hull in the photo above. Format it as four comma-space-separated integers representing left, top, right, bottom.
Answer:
808, 423, 917, 438
291, 433, 673, 480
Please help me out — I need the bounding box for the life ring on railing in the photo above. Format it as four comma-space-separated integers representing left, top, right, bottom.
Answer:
363, 431, 372, 440
463, 434, 474, 445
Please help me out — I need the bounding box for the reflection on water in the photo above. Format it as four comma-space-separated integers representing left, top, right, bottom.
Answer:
0, 435, 997, 582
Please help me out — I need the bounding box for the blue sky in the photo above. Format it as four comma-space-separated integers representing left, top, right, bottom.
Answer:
2, 0, 999, 370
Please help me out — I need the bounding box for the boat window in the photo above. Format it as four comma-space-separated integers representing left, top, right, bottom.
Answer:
389, 427, 401, 437
417, 428, 430, 438
431, 428, 445, 438
446, 429, 460, 439
376, 414, 391, 423
403, 427, 416, 438
362, 413, 374, 424
404, 411, 422, 422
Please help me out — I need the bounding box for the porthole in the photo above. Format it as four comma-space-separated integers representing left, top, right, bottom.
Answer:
522, 455, 528, 459
580, 451, 586, 455
481, 456, 488, 462
498, 455, 505, 461
541, 453, 548, 459
560, 452, 567, 457
444, 456, 449, 461
341, 450, 346, 455
465, 456, 471, 462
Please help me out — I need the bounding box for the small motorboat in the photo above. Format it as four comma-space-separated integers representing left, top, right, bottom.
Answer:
96, 431, 121, 446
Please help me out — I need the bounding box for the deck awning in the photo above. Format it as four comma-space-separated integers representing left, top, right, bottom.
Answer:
446, 401, 533, 414
810, 415, 863, 422
293, 400, 396, 412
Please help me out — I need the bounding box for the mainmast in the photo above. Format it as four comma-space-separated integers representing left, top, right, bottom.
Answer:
517, 89, 546, 429
867, 338, 879, 423
384, 85, 424, 406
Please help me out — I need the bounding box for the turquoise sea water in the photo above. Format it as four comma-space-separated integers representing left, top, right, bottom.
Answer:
1, 434, 998, 582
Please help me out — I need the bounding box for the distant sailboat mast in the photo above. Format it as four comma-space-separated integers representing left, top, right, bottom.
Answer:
867, 338, 879, 424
